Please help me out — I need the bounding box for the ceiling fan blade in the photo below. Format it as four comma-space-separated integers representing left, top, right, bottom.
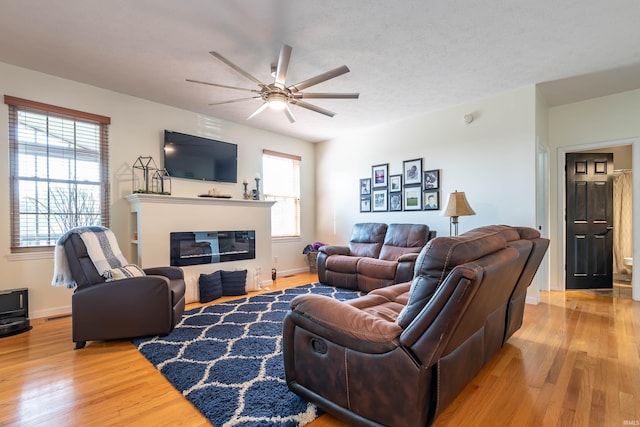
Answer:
290, 99, 336, 117
275, 44, 292, 87
247, 102, 269, 120
186, 79, 259, 93
288, 65, 350, 93
209, 51, 267, 89
293, 92, 359, 99
208, 97, 261, 106
283, 104, 296, 123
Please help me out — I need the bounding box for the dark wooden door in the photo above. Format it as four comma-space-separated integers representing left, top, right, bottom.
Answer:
565, 152, 614, 289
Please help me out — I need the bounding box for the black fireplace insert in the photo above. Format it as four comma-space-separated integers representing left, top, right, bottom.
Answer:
170, 230, 256, 266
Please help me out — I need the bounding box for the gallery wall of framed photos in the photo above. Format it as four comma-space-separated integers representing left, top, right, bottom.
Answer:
360, 158, 441, 213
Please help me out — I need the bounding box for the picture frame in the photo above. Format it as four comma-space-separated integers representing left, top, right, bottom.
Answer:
403, 186, 422, 211
389, 192, 402, 211
389, 174, 402, 192
360, 178, 371, 195
372, 164, 388, 188
423, 169, 439, 190
360, 196, 371, 212
372, 189, 388, 211
423, 190, 439, 210
403, 158, 422, 186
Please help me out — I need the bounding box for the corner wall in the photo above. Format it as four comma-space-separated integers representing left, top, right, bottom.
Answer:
315, 86, 538, 246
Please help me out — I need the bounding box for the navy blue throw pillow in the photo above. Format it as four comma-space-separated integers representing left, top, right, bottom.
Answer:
221, 270, 248, 296
199, 270, 223, 303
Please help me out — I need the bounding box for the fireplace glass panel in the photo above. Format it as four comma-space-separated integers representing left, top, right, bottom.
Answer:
170, 230, 256, 266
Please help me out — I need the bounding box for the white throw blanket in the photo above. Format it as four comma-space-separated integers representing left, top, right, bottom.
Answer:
51, 226, 129, 288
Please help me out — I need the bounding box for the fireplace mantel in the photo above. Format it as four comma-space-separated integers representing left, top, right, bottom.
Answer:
125, 193, 275, 208
125, 193, 276, 301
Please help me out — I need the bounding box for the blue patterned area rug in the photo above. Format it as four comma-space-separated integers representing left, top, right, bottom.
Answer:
133, 283, 363, 427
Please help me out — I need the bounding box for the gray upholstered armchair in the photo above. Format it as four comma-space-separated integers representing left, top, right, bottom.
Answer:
62, 231, 185, 349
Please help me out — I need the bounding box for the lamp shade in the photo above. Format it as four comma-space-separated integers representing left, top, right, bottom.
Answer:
443, 191, 476, 217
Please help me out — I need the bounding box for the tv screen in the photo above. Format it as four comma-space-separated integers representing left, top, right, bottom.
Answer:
163, 130, 238, 183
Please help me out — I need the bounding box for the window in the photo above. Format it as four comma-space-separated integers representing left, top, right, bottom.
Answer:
5, 96, 110, 252
262, 149, 301, 238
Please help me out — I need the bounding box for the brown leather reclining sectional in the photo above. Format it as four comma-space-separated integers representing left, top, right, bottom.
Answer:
283, 225, 549, 426
317, 223, 437, 292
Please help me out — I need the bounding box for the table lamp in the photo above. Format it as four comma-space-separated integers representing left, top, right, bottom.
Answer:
443, 191, 476, 236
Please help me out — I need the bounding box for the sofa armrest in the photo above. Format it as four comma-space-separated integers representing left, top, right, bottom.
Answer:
317, 246, 351, 284
397, 253, 419, 263
395, 253, 419, 283
318, 245, 350, 256
289, 294, 403, 349
143, 266, 184, 280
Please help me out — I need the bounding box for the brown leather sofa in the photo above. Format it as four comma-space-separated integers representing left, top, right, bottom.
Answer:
283, 225, 549, 426
64, 233, 186, 349
317, 223, 436, 292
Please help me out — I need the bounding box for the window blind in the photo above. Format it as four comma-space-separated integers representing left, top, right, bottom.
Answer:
5, 96, 110, 251
262, 149, 301, 238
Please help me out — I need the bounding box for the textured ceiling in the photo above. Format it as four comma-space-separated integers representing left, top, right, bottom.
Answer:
1, 0, 640, 142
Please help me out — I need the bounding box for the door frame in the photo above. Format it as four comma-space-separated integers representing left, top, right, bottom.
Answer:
557, 137, 640, 300
532, 139, 550, 302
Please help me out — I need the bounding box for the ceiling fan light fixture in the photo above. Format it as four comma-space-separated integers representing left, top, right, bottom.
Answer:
268, 100, 287, 110
267, 93, 288, 110
190, 44, 358, 122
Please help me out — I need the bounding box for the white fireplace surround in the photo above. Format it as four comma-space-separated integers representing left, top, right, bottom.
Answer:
126, 194, 275, 303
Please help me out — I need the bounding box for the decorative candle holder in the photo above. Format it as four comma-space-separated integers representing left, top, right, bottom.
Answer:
132, 155, 158, 194
243, 181, 250, 200
152, 168, 171, 195
253, 178, 261, 200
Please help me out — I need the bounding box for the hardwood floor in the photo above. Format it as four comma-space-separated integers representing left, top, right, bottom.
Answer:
1, 273, 638, 426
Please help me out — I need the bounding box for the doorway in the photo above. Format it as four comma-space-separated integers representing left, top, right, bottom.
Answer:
565, 152, 613, 289
559, 143, 634, 297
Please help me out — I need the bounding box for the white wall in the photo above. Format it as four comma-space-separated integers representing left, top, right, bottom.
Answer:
316, 86, 538, 245
547, 88, 640, 300
0, 61, 315, 318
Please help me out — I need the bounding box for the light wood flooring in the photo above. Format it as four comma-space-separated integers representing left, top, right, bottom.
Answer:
1, 272, 639, 426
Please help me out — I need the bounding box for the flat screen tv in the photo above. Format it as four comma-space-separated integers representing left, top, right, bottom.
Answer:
163, 130, 238, 183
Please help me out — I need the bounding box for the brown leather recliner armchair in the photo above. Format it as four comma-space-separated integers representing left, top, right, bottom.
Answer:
283, 226, 548, 426
317, 223, 435, 292
63, 233, 186, 349
467, 225, 549, 343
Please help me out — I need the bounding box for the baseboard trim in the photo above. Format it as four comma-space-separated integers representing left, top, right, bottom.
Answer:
274, 267, 311, 278
525, 296, 540, 305
31, 306, 71, 321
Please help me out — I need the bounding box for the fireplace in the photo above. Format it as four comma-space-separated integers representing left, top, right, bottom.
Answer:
170, 230, 256, 267
127, 194, 275, 299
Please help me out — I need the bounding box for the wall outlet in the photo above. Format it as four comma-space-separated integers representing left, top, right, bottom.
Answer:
274, 256, 278, 264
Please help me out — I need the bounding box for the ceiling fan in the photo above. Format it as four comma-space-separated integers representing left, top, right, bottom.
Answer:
187, 44, 359, 123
